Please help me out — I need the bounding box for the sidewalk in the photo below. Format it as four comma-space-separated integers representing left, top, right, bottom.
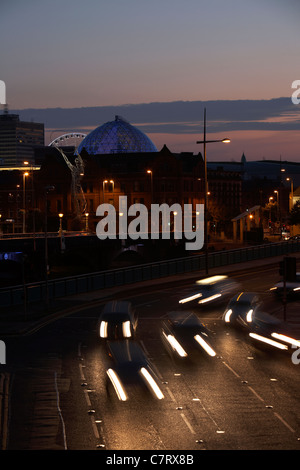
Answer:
1, 254, 300, 338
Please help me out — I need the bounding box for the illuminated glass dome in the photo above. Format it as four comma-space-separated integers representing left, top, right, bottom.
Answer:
77, 116, 157, 155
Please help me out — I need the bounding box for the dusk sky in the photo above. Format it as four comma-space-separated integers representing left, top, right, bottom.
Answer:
1, 0, 300, 161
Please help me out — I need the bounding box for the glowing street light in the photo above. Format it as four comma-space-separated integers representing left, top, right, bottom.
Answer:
22, 171, 29, 233
286, 177, 294, 211
147, 169, 153, 204
85, 212, 89, 231
58, 213, 63, 234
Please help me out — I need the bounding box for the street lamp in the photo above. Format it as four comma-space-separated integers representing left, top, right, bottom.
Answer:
85, 212, 89, 231
58, 213, 63, 234
44, 185, 55, 312
24, 160, 36, 250
103, 180, 108, 202
22, 171, 29, 233
147, 170, 153, 205
274, 190, 279, 222
196, 107, 230, 274
286, 177, 294, 211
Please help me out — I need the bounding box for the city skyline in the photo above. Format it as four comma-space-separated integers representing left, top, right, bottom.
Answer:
1, 0, 300, 160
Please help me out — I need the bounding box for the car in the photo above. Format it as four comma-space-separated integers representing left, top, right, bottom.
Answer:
223, 293, 300, 352
98, 300, 138, 340
161, 310, 217, 360
270, 274, 300, 300
179, 275, 239, 307
222, 292, 262, 329
105, 340, 164, 401
247, 311, 300, 352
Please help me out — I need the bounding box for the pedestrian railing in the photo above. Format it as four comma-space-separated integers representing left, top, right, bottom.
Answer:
0, 240, 299, 309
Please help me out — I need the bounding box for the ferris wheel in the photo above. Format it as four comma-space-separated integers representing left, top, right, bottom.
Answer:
48, 132, 87, 148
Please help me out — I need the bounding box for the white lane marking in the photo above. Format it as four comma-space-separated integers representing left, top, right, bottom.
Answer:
273, 412, 295, 433
222, 361, 241, 378
90, 416, 100, 439
166, 386, 176, 402
79, 363, 86, 381
84, 390, 92, 407
247, 386, 264, 403
180, 413, 196, 435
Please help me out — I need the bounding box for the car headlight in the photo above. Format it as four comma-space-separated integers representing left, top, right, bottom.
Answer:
122, 320, 132, 338
246, 309, 253, 323
99, 321, 108, 338
224, 309, 232, 323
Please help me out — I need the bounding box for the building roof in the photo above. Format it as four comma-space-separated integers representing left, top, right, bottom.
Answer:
77, 115, 157, 155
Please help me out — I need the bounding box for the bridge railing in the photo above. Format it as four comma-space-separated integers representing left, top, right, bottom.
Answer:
0, 240, 300, 309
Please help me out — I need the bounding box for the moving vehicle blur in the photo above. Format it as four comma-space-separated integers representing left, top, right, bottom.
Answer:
179, 275, 239, 307
161, 311, 217, 361
223, 292, 262, 328
223, 292, 300, 352
98, 300, 138, 340
270, 275, 300, 300
105, 340, 164, 401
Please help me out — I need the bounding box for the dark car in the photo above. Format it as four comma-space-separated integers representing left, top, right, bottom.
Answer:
223, 293, 299, 352
161, 310, 217, 360
179, 275, 239, 307
222, 292, 262, 328
105, 340, 164, 401
98, 300, 138, 340
270, 273, 300, 300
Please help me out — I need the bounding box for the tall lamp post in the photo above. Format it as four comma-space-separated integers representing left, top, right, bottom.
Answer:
85, 212, 89, 231
286, 177, 294, 212
58, 213, 63, 235
147, 170, 153, 205
196, 107, 230, 274
22, 171, 29, 233
23, 160, 36, 250
44, 185, 55, 312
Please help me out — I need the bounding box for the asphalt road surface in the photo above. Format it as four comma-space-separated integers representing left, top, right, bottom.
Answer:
3, 264, 300, 451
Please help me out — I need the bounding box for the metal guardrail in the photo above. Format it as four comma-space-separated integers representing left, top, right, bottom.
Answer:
1, 240, 300, 309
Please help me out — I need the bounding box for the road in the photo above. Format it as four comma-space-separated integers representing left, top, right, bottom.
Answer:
3, 264, 300, 451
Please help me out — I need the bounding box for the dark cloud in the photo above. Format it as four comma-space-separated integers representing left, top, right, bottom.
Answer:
12, 97, 300, 134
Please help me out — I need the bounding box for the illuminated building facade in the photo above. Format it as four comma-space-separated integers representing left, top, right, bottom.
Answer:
0, 110, 44, 167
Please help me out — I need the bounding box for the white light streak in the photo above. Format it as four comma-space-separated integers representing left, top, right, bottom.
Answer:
246, 309, 253, 323
163, 332, 188, 357
249, 333, 288, 350
271, 332, 300, 348
140, 367, 164, 400
99, 321, 108, 338
196, 275, 227, 285
106, 369, 127, 401
199, 293, 221, 304
122, 320, 132, 338
179, 293, 202, 304
194, 334, 216, 356
224, 309, 232, 323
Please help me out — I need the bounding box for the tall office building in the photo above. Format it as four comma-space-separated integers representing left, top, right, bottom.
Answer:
0, 108, 44, 166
